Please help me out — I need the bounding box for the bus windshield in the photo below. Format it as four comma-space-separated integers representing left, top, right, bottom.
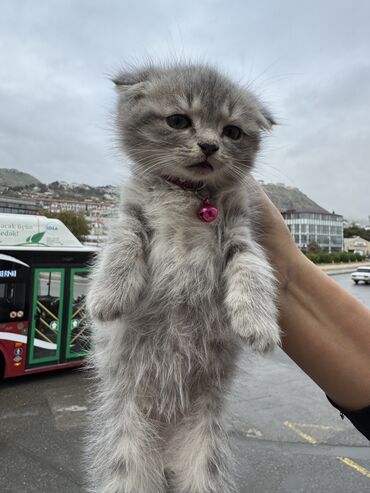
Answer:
0, 256, 30, 323
0, 281, 27, 322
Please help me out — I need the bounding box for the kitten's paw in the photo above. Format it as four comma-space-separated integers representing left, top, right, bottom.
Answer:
241, 319, 280, 353
86, 288, 124, 322
229, 302, 281, 353
86, 267, 147, 322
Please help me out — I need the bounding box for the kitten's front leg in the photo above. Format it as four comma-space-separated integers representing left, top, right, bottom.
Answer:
223, 237, 280, 353
87, 209, 149, 322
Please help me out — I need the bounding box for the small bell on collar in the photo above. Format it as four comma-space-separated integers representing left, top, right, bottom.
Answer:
197, 199, 218, 223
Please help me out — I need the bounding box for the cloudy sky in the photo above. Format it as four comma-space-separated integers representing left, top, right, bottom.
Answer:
0, 0, 369, 219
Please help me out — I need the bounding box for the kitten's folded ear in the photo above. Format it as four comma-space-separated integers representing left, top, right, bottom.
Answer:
112, 67, 155, 100
112, 66, 156, 98
112, 68, 152, 87
257, 104, 276, 131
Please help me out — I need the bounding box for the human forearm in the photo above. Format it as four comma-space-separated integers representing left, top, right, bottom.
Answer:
280, 250, 370, 410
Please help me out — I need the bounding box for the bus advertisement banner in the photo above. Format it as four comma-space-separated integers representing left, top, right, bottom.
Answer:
0, 214, 82, 248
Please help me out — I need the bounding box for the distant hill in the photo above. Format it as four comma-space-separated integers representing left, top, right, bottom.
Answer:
262, 182, 329, 213
0, 168, 40, 188
0, 169, 116, 202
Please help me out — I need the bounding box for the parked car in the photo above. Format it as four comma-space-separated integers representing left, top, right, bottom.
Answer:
351, 266, 370, 284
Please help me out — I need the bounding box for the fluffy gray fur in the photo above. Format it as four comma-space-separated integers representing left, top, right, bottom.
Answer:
86, 62, 280, 493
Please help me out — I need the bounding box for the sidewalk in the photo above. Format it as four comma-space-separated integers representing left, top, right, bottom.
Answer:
319, 261, 370, 275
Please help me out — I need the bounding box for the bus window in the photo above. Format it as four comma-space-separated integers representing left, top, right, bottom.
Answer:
0, 282, 27, 323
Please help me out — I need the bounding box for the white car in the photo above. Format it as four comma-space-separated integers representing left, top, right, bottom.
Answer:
351, 266, 370, 284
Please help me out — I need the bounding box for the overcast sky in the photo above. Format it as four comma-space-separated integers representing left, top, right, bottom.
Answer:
0, 0, 369, 219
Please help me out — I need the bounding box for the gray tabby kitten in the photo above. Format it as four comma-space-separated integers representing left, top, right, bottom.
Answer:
86, 63, 280, 493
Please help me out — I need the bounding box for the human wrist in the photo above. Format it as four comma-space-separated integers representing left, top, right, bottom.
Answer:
267, 233, 302, 293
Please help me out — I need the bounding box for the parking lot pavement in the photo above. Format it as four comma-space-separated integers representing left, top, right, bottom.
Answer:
227, 350, 370, 492
1, 346, 369, 493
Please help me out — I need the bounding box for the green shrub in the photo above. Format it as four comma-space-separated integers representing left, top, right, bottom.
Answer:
306, 253, 320, 263
304, 251, 365, 264
318, 253, 332, 263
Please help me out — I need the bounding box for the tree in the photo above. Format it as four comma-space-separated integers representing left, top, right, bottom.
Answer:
48, 181, 61, 190
344, 225, 370, 242
307, 240, 321, 253
44, 210, 90, 242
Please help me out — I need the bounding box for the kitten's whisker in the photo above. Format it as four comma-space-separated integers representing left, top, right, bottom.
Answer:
134, 162, 164, 179
133, 157, 175, 179
227, 163, 250, 184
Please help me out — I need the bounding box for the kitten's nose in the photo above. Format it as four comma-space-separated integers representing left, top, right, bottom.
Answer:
198, 142, 219, 157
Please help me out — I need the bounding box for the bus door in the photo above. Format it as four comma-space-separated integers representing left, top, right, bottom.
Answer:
65, 268, 90, 359
28, 267, 90, 367
28, 268, 64, 365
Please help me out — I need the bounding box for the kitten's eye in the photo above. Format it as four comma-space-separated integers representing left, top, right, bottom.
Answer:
223, 125, 242, 140
166, 114, 192, 129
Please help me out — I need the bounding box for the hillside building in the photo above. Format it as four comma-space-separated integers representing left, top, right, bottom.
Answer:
32, 197, 118, 247
33, 196, 117, 216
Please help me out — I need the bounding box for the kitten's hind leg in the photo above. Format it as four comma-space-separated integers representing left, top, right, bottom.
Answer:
165, 395, 236, 493
87, 395, 167, 493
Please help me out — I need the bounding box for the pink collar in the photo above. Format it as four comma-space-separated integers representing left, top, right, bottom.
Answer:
162, 176, 218, 223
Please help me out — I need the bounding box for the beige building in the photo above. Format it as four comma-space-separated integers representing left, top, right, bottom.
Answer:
344, 236, 370, 257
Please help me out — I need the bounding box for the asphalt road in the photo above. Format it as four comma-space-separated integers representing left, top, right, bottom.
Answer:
1, 273, 369, 493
